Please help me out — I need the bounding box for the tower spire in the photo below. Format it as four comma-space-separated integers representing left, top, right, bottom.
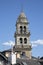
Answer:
14, 8, 31, 59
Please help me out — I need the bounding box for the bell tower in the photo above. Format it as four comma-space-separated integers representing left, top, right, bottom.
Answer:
14, 12, 32, 59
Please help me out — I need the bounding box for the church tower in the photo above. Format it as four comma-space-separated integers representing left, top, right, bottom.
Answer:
14, 11, 32, 59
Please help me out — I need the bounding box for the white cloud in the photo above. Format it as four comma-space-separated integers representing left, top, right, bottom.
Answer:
31, 39, 43, 45
31, 39, 43, 47
3, 41, 15, 46
32, 44, 37, 47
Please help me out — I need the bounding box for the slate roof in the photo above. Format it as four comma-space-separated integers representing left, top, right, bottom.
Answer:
16, 58, 41, 65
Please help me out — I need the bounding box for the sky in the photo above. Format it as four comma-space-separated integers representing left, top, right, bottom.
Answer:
0, 0, 43, 57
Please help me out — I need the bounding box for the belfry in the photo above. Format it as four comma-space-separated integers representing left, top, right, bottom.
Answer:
14, 11, 32, 59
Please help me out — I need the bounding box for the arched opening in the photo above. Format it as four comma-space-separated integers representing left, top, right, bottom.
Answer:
24, 38, 27, 44
20, 26, 22, 33
24, 26, 26, 33
20, 38, 22, 44
21, 52, 25, 56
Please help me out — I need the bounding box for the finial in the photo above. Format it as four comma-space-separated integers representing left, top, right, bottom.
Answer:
21, 3, 24, 13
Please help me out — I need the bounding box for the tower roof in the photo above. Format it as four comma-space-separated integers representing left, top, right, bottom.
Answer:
19, 12, 26, 18
16, 12, 29, 24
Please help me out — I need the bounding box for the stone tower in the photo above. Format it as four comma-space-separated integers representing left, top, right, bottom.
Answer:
14, 11, 32, 59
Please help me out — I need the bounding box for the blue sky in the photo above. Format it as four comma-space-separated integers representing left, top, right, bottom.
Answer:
0, 0, 43, 57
